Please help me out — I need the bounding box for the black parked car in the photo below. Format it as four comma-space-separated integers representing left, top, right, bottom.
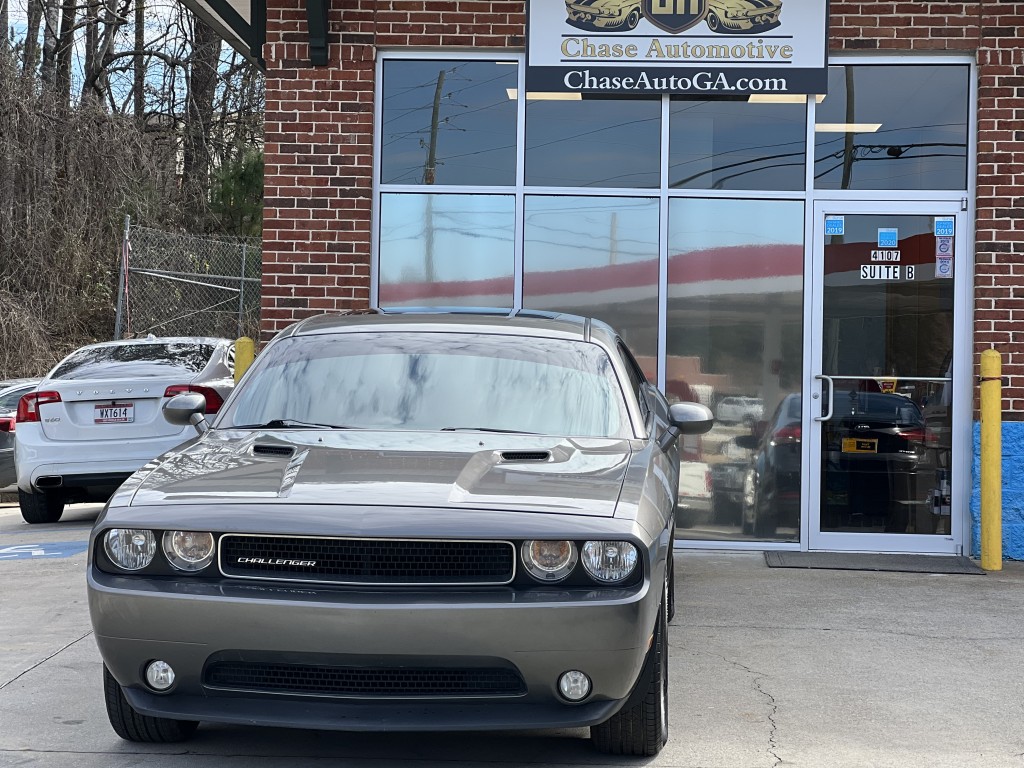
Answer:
739, 393, 801, 538
821, 390, 937, 533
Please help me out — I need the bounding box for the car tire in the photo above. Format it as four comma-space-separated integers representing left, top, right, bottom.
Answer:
753, 498, 778, 538
624, 7, 641, 29
19, 489, 65, 524
103, 665, 199, 743
591, 584, 669, 756
707, 11, 721, 31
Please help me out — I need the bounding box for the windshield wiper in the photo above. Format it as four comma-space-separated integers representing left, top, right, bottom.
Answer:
440, 426, 540, 434
233, 419, 348, 430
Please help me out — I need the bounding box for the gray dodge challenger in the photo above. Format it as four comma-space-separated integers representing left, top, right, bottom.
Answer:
87, 310, 713, 756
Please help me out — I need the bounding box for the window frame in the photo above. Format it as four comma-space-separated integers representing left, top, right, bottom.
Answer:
372, 51, 976, 399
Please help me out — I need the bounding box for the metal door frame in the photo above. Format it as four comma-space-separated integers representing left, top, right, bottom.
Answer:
804, 200, 972, 554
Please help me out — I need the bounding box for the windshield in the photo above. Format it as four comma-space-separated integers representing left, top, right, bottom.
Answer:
222, 332, 631, 438
50, 343, 216, 380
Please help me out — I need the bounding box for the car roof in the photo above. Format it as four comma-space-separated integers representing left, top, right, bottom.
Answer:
78, 336, 231, 350
0, 378, 39, 390
282, 309, 619, 345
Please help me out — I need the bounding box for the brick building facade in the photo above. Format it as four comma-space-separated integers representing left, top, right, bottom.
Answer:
253, 0, 1024, 557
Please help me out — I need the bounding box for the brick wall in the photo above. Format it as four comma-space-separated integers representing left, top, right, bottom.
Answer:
261, 0, 524, 341
262, 1, 1024, 417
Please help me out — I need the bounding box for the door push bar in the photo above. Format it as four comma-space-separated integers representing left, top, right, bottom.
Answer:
814, 374, 834, 422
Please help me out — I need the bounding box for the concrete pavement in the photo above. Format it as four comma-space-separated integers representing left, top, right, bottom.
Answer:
2, 501, 1023, 767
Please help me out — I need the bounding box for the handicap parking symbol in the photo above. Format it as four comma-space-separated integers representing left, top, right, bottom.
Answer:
0, 541, 89, 560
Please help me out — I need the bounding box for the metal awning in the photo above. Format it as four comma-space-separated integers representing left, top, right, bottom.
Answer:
177, 0, 332, 69
178, 0, 266, 68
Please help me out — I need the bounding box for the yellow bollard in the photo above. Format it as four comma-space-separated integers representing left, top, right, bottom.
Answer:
234, 337, 255, 384
979, 349, 1002, 571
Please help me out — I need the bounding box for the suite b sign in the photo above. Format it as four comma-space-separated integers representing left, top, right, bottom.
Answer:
526, 0, 828, 95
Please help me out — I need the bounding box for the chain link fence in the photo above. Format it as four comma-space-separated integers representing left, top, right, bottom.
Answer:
115, 219, 261, 341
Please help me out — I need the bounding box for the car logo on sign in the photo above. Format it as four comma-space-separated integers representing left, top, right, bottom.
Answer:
643, 0, 707, 33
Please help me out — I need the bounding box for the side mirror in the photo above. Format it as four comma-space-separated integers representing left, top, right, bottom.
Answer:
658, 403, 714, 451
162, 393, 209, 435
668, 402, 715, 435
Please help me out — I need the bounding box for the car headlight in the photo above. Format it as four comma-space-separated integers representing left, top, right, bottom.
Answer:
162, 531, 216, 572
521, 540, 578, 582
103, 529, 157, 571
581, 541, 638, 583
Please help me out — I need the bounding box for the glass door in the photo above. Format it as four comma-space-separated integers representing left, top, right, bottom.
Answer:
807, 201, 965, 553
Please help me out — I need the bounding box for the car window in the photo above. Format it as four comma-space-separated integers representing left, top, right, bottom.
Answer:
846, 393, 923, 422
784, 396, 801, 420
49, 343, 216, 380
0, 385, 32, 411
616, 340, 649, 423
225, 332, 631, 438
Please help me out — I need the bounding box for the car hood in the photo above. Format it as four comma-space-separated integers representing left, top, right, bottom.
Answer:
128, 429, 634, 517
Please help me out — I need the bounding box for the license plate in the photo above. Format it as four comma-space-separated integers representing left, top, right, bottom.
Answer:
95, 404, 134, 424
842, 438, 877, 454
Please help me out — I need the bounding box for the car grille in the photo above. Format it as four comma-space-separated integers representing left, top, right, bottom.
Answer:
204, 661, 526, 698
219, 535, 516, 585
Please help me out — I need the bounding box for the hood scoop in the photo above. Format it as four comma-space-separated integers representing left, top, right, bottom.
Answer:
253, 444, 296, 458
499, 451, 551, 462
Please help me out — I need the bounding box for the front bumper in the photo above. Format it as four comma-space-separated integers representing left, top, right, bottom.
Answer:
89, 570, 658, 731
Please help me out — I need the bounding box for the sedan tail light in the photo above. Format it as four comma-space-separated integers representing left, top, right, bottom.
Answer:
772, 424, 801, 444
17, 391, 62, 423
0, 417, 15, 433
901, 426, 937, 446
163, 385, 224, 414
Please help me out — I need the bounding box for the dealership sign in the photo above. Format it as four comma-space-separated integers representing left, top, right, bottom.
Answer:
526, 0, 829, 95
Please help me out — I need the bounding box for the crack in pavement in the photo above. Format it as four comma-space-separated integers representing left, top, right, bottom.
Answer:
685, 647, 782, 768
0, 631, 94, 691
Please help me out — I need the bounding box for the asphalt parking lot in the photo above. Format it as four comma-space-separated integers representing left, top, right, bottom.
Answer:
3, 502, 1024, 767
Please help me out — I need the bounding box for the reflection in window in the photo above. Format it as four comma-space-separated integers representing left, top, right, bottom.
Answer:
378, 194, 514, 307
380, 60, 518, 186
522, 196, 660, 380
667, 199, 804, 542
50, 344, 216, 379
525, 97, 661, 188
669, 98, 806, 190
226, 333, 630, 438
814, 65, 969, 190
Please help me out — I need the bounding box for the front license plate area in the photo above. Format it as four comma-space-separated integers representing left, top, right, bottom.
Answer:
95, 404, 134, 424
842, 438, 877, 454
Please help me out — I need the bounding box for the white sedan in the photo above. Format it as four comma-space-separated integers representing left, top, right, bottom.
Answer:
15, 337, 235, 524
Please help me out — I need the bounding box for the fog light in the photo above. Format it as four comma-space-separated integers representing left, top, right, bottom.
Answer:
558, 670, 591, 702
145, 660, 175, 691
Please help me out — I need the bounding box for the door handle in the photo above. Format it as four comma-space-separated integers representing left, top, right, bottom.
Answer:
814, 375, 834, 422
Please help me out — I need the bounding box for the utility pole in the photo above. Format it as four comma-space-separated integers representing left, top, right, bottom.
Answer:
423, 69, 445, 282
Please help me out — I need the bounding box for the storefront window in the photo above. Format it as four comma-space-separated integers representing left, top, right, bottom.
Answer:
669, 97, 806, 191
523, 196, 660, 379
814, 65, 969, 191
666, 199, 804, 542
379, 60, 518, 186
378, 194, 515, 307
525, 97, 661, 188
